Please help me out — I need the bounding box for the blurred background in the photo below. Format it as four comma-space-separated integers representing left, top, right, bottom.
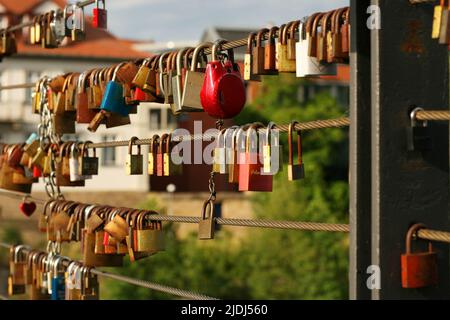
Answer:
0, 0, 350, 299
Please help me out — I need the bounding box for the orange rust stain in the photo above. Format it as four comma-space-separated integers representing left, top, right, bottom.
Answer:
401, 20, 425, 54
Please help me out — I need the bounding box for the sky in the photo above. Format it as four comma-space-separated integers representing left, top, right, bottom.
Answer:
106, 0, 349, 42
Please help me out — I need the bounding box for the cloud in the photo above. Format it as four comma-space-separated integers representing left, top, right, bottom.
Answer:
106, 0, 349, 41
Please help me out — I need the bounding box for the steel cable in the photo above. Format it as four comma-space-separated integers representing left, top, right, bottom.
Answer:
0, 191, 349, 233
0, 242, 217, 300
415, 110, 450, 121
417, 229, 450, 244
86, 117, 350, 148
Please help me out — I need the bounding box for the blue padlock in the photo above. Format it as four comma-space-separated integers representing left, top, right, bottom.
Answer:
100, 62, 129, 116
51, 257, 66, 300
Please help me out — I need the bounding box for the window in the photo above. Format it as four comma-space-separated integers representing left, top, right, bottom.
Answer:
25, 71, 41, 104
167, 110, 177, 129
101, 135, 116, 166
149, 109, 161, 130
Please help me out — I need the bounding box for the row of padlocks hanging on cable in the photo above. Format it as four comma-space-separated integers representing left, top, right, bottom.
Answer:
1, 119, 304, 193
0, 1, 108, 59
8, 245, 100, 300
29, 7, 349, 135
38, 200, 165, 266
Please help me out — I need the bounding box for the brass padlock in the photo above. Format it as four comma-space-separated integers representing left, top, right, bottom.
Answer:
287, 121, 305, 181
198, 200, 216, 240
125, 136, 143, 175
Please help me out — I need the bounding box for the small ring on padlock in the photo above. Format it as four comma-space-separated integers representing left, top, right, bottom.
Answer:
410, 107, 427, 128
212, 39, 227, 62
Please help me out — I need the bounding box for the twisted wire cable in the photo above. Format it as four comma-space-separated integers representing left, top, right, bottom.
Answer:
0, 242, 217, 300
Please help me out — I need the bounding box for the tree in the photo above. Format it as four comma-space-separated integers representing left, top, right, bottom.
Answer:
105, 74, 349, 300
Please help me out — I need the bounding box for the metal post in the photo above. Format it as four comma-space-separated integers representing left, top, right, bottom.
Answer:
349, 0, 372, 300
371, 0, 450, 299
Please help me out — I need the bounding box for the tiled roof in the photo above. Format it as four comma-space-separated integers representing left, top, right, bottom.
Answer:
16, 20, 149, 60
0, 0, 66, 15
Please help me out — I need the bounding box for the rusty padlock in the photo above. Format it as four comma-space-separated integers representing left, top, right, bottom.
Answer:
401, 223, 438, 289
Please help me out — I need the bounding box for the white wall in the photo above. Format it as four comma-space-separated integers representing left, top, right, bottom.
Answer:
0, 57, 172, 192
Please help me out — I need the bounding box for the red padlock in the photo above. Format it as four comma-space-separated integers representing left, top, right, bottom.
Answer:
238, 124, 273, 192
133, 87, 147, 102
156, 134, 169, 177
401, 223, 438, 289
32, 165, 42, 178
93, 0, 107, 29
200, 40, 246, 119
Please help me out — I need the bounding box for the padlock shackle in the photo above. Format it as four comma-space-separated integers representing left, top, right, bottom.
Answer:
405, 223, 428, 254
176, 47, 190, 75
159, 133, 169, 154
256, 28, 269, 47
212, 39, 228, 62
267, 26, 279, 45
265, 122, 278, 146
306, 12, 324, 37
321, 11, 334, 38
216, 128, 227, 148
183, 48, 195, 70
224, 126, 239, 150
191, 42, 212, 71
247, 32, 257, 54
245, 123, 264, 153
201, 199, 215, 220
289, 20, 301, 41
128, 136, 141, 156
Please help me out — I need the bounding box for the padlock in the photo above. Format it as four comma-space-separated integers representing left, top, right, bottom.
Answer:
213, 129, 227, 174
439, 0, 450, 44
50, 9, 66, 45
133, 58, 151, 89
200, 40, 246, 119
228, 127, 242, 184
164, 134, 183, 176
252, 28, 269, 75
80, 267, 100, 300
433, 1, 445, 39
148, 135, 159, 175
264, 26, 279, 74
287, 20, 300, 60
407, 107, 432, 152
244, 32, 261, 81
401, 223, 438, 289
69, 143, 88, 182
159, 52, 173, 105
93, 0, 107, 29
88, 63, 130, 132
238, 124, 273, 192
317, 12, 334, 62
76, 71, 97, 124
198, 200, 216, 240
287, 121, 305, 181
278, 23, 296, 73
156, 134, 169, 177
341, 8, 350, 55
181, 42, 212, 111
171, 47, 191, 114
297, 15, 337, 77
263, 122, 282, 175
51, 257, 66, 300
70, 4, 86, 41
80, 142, 99, 176
125, 136, 143, 175
136, 211, 165, 253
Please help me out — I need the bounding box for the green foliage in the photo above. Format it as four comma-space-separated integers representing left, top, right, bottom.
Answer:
104, 74, 349, 300
0, 227, 23, 266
